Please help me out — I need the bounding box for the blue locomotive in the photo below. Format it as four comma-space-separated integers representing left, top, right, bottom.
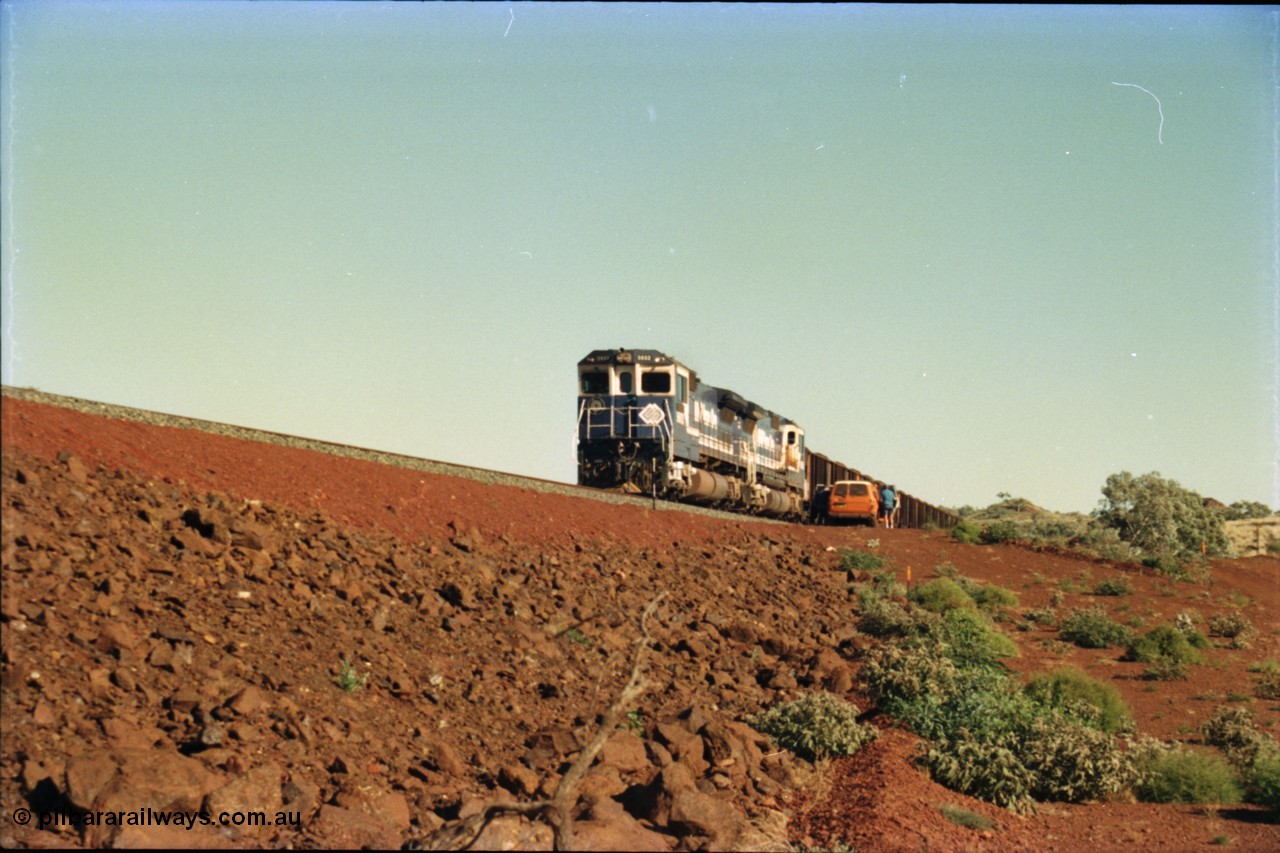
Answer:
576, 349, 806, 517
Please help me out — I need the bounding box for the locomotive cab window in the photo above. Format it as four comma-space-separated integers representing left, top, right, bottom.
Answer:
640, 369, 672, 394
617, 369, 633, 394
580, 371, 608, 395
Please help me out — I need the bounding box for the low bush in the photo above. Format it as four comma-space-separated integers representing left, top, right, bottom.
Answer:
861, 640, 960, 708
1134, 748, 1244, 804
980, 520, 1020, 545
1024, 607, 1057, 627
857, 594, 938, 638
868, 569, 907, 599
1059, 607, 1134, 649
1208, 612, 1255, 639
1029, 517, 1088, 542
841, 548, 888, 573
1208, 613, 1257, 649
1257, 669, 1280, 701
1024, 667, 1132, 733
1021, 716, 1135, 802
942, 608, 1018, 670
951, 521, 983, 545
748, 692, 878, 762
1142, 553, 1192, 579
869, 656, 1031, 746
1076, 525, 1142, 562
1142, 658, 1188, 681
1201, 707, 1275, 769
910, 578, 976, 613
955, 576, 1020, 610
1093, 577, 1133, 596
919, 671, 1042, 745
1126, 625, 1203, 666
1249, 753, 1280, 816
918, 735, 1034, 812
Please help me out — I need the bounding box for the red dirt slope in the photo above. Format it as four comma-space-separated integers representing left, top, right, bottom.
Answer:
2, 394, 1278, 851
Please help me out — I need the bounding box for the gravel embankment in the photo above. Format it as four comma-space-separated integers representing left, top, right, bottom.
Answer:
1, 385, 781, 525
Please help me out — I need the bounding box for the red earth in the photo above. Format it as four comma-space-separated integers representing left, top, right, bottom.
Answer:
2, 394, 1278, 851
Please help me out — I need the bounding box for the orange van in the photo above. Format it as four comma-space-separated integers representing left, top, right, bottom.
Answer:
826, 480, 880, 526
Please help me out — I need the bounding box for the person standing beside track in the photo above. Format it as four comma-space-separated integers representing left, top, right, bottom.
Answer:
879, 483, 897, 529
809, 484, 831, 525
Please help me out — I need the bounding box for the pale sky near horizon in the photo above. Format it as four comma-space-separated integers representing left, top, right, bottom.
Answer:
2, 2, 1276, 514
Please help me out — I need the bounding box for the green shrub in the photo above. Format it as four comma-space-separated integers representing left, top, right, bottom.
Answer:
840, 548, 888, 573
930, 671, 1042, 744
861, 641, 960, 708
1093, 577, 1133, 596
1021, 716, 1135, 802
1142, 553, 1193, 580
1076, 525, 1142, 562
954, 576, 1020, 610
951, 521, 983, 545
942, 608, 1018, 670
1134, 749, 1244, 804
981, 520, 1020, 545
1024, 607, 1057, 627
1208, 612, 1255, 639
748, 692, 878, 762
1029, 517, 1089, 542
1024, 667, 1132, 733
1142, 658, 1188, 681
1059, 607, 1134, 649
878, 668, 1033, 746
976, 585, 1020, 610
1257, 669, 1280, 701
910, 578, 977, 613
857, 594, 938, 638
335, 657, 370, 693
1201, 707, 1275, 769
1126, 625, 1203, 666
918, 735, 1034, 812
1208, 613, 1257, 649
868, 569, 907, 599
1249, 753, 1280, 816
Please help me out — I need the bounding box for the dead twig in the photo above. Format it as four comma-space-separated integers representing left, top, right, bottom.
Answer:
415, 592, 667, 851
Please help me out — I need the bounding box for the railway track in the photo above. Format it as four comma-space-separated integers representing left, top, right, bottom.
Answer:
1, 386, 787, 525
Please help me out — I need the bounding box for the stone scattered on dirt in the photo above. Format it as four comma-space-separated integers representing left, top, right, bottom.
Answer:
2, 394, 1278, 850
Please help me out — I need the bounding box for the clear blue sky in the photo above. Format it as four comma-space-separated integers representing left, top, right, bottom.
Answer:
2, 2, 1276, 513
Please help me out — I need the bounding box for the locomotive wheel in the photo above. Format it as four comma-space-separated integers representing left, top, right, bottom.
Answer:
629, 463, 655, 495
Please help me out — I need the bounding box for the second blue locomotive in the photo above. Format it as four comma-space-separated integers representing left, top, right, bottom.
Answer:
576, 349, 806, 517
